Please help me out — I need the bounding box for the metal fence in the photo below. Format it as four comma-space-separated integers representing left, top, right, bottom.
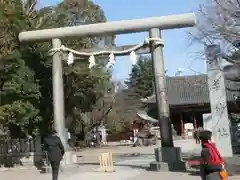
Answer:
0, 137, 37, 155
0, 137, 41, 167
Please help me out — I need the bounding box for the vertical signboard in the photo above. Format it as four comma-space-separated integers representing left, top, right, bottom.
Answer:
206, 45, 233, 157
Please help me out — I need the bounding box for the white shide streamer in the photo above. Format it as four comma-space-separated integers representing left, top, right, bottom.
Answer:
48, 37, 164, 69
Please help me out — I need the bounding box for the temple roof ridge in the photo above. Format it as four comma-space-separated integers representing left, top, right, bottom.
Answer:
142, 74, 240, 105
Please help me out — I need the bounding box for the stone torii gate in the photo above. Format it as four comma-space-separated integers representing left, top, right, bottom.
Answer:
19, 13, 196, 167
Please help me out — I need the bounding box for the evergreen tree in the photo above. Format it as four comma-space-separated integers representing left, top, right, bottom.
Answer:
128, 56, 153, 98
0, 0, 114, 136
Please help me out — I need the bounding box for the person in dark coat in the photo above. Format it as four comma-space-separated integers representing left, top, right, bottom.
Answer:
194, 129, 199, 144
199, 130, 227, 180
194, 127, 203, 144
43, 128, 65, 180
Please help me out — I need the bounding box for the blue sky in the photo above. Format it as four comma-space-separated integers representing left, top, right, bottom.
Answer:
40, 0, 205, 81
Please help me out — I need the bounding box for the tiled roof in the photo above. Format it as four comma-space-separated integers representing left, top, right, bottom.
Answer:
137, 111, 158, 123
142, 75, 240, 105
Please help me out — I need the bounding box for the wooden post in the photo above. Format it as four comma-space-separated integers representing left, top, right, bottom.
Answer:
96, 152, 115, 172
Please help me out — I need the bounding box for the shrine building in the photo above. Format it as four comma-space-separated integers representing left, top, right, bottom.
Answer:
140, 74, 240, 135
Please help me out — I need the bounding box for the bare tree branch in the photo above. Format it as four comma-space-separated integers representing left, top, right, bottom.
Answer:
25, 1, 37, 17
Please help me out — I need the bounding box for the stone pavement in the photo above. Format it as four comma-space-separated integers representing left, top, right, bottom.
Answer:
0, 139, 239, 180
62, 167, 202, 180
1, 165, 240, 180
76, 139, 201, 160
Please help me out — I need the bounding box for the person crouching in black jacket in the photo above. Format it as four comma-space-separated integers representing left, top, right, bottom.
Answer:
43, 128, 65, 180
199, 130, 226, 180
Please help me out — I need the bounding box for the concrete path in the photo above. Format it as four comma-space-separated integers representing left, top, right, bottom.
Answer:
75, 138, 201, 165
77, 139, 201, 157
0, 139, 238, 180
1, 166, 239, 180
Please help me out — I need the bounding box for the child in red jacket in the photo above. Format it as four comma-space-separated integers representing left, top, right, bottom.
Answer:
199, 130, 228, 180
